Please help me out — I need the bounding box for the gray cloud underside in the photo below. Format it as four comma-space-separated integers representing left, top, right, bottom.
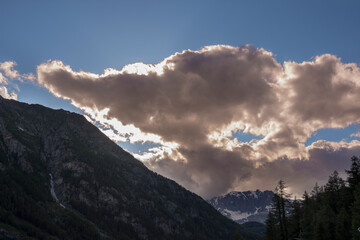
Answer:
37, 45, 360, 198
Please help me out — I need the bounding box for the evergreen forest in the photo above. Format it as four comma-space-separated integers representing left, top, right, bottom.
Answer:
265, 156, 360, 240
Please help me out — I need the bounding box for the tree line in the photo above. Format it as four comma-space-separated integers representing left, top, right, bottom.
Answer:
265, 156, 360, 240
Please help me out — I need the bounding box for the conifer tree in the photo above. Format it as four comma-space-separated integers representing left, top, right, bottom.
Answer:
265, 210, 278, 240
314, 213, 326, 240
346, 156, 360, 192
311, 182, 322, 199
264, 156, 360, 240
267, 180, 290, 240
288, 198, 301, 238
335, 207, 351, 240
277, 180, 290, 240
314, 205, 336, 240
352, 185, 360, 240
300, 191, 313, 239
325, 171, 345, 213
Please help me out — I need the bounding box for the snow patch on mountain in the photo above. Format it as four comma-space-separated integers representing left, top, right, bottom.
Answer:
250, 191, 258, 199
209, 189, 274, 224
221, 209, 252, 221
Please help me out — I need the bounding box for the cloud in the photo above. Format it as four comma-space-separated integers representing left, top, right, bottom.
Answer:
240, 141, 360, 197
0, 73, 7, 84
0, 61, 20, 79
0, 61, 36, 81
0, 86, 17, 100
36, 45, 360, 198
0, 60, 37, 101
351, 132, 360, 138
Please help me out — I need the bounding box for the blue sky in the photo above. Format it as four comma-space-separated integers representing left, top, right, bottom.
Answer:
2, 1, 359, 71
1, 0, 360, 196
2, 0, 359, 144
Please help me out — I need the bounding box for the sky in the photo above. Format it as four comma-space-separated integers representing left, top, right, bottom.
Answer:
1, 0, 360, 199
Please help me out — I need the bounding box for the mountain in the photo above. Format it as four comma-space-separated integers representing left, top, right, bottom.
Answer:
0, 97, 255, 240
209, 190, 273, 224
241, 222, 266, 237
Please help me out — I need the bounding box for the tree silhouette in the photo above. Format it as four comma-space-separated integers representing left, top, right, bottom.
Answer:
265, 156, 360, 240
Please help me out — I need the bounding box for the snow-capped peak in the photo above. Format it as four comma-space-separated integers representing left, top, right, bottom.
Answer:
208, 189, 274, 224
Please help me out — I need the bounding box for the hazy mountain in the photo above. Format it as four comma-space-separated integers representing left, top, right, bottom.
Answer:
0, 97, 254, 240
209, 190, 273, 224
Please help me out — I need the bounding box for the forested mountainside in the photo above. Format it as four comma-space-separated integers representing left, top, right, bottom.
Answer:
0, 96, 254, 240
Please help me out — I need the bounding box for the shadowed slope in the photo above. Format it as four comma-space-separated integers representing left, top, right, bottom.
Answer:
0, 96, 254, 240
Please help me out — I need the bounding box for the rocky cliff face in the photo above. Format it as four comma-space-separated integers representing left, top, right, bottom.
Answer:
209, 190, 273, 224
0, 97, 254, 240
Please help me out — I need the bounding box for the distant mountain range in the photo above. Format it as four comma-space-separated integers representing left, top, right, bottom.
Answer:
0, 96, 256, 240
209, 190, 273, 224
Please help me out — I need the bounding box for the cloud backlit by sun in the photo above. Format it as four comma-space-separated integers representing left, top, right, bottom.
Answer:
36, 45, 360, 198
0, 61, 37, 100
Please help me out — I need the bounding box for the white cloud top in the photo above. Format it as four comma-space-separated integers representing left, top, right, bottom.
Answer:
0, 61, 37, 100
0, 61, 35, 81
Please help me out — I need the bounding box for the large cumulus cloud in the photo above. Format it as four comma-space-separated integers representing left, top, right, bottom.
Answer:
36, 45, 360, 198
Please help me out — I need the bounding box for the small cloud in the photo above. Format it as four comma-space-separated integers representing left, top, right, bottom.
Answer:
351, 132, 360, 138
0, 61, 20, 79
0, 86, 17, 100
0, 61, 36, 82
0, 60, 36, 101
22, 72, 36, 82
0, 73, 7, 84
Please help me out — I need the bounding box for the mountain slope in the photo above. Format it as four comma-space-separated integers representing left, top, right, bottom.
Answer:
0, 97, 254, 240
209, 190, 273, 224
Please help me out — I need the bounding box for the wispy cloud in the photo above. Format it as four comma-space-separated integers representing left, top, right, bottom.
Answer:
351, 132, 360, 138
36, 45, 360, 198
0, 61, 35, 81
0, 60, 37, 100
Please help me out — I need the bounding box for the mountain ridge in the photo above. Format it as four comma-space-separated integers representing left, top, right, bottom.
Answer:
209, 189, 273, 224
0, 96, 254, 240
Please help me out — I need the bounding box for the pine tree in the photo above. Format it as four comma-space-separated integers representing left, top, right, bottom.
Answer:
314, 214, 326, 240
265, 210, 278, 240
300, 191, 313, 239
311, 182, 322, 199
264, 156, 360, 240
325, 171, 345, 213
288, 198, 301, 238
346, 156, 360, 191
270, 180, 290, 240
314, 205, 336, 240
352, 185, 360, 240
335, 207, 351, 240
